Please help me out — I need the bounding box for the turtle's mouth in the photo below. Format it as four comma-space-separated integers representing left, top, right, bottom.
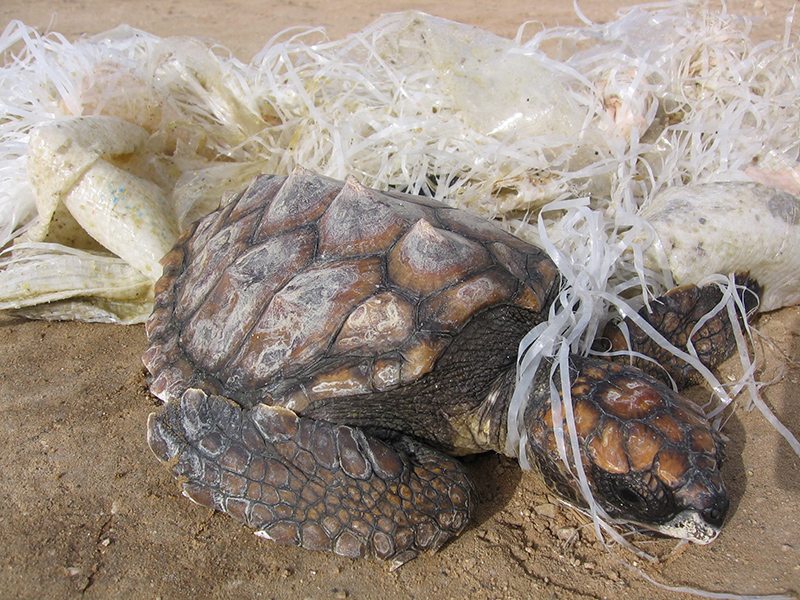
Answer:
633, 510, 721, 545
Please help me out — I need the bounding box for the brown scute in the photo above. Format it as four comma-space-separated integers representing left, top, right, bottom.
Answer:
513, 285, 545, 312
249, 504, 276, 528
413, 520, 437, 548
580, 365, 608, 382
690, 428, 717, 454
141, 335, 176, 377
153, 270, 176, 297
183, 483, 218, 510
221, 472, 248, 497
419, 269, 517, 330
596, 376, 664, 420
673, 405, 707, 428
145, 300, 173, 339
307, 365, 372, 400
624, 422, 663, 471
159, 246, 184, 273
334, 530, 367, 558
198, 429, 224, 459
272, 387, 311, 412
448, 484, 470, 506
693, 454, 717, 472
184, 212, 219, 254
587, 419, 630, 474
650, 413, 685, 445
399, 334, 450, 383
149, 361, 203, 403
376, 189, 435, 222
256, 167, 343, 238
319, 177, 408, 256
528, 256, 559, 297
301, 522, 332, 551
227, 174, 285, 221
262, 521, 300, 546
263, 459, 290, 487
336, 428, 372, 480
180, 228, 317, 373
488, 242, 529, 284
309, 425, 338, 470
371, 357, 402, 391
245, 456, 266, 482
573, 399, 601, 438
332, 292, 414, 354
219, 443, 251, 474
495, 241, 559, 311
655, 447, 690, 488
251, 404, 299, 443
295, 412, 319, 450
364, 438, 404, 479
373, 532, 395, 559
174, 209, 262, 321
435, 205, 520, 244
221, 258, 382, 389
388, 219, 491, 296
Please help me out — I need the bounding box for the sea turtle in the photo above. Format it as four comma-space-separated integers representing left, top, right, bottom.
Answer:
145, 168, 736, 566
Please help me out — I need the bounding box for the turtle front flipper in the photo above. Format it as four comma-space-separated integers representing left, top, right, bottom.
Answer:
602, 276, 760, 388
147, 389, 476, 567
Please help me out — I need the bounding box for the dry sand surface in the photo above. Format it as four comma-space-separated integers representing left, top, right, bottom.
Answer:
1, 1, 798, 599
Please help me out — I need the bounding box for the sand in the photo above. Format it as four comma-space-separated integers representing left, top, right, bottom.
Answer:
0, 1, 798, 598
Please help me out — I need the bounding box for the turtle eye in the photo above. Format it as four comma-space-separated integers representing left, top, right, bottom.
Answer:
614, 483, 646, 508
590, 468, 675, 522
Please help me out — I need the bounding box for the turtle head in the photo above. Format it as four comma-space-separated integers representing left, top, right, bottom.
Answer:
523, 357, 728, 543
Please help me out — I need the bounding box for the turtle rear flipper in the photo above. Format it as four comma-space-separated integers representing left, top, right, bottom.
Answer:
147, 389, 476, 567
602, 276, 760, 388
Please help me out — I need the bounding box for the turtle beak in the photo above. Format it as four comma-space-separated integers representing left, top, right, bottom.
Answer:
632, 476, 728, 544
670, 469, 729, 541
645, 509, 722, 544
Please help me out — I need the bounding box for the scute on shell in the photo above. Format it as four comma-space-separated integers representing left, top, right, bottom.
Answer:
179, 228, 318, 372
319, 177, 408, 256
387, 219, 492, 296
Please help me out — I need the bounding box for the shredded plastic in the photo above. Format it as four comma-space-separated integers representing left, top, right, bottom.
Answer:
1, 3, 799, 587
1, 5, 799, 311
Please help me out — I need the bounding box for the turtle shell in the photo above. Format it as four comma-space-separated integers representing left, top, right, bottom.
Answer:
144, 168, 559, 414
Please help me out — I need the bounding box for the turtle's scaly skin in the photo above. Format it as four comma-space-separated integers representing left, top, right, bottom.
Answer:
145, 168, 730, 564
149, 391, 475, 565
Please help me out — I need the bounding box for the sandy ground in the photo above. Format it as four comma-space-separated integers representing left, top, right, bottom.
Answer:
1, 1, 799, 599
